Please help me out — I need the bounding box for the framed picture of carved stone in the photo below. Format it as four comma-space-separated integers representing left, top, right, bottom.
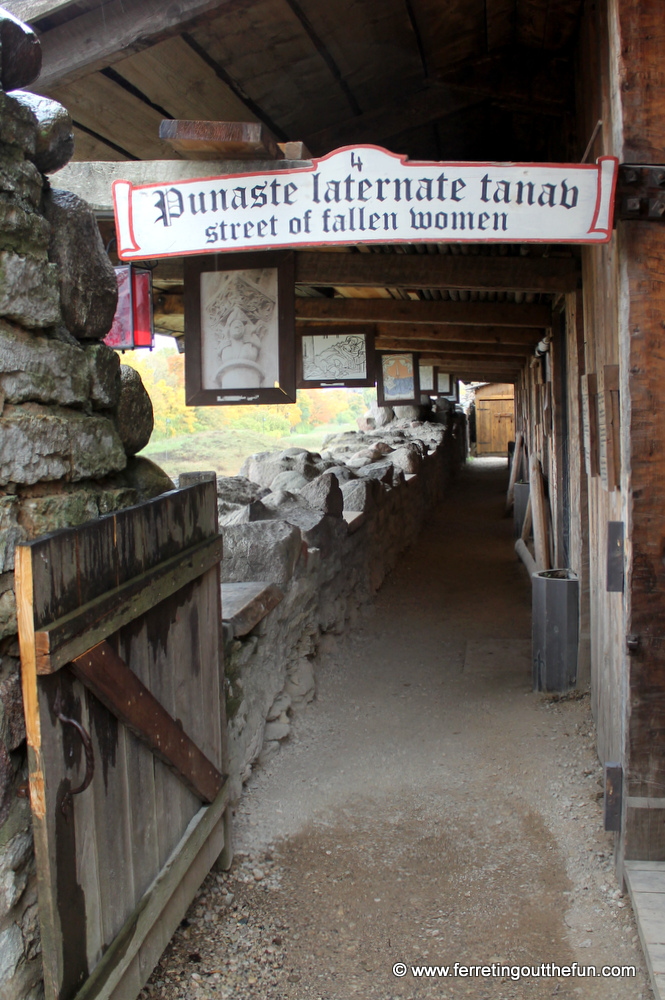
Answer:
376, 352, 420, 406
296, 329, 375, 388
418, 363, 436, 394
184, 251, 296, 405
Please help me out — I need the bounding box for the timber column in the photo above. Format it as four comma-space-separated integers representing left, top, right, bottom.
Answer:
611, 0, 665, 864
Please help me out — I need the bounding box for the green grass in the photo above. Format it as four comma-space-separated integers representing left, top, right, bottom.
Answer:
140, 422, 357, 480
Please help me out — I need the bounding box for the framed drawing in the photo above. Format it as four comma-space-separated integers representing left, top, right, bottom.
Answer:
419, 363, 436, 394
436, 371, 452, 395
297, 329, 375, 388
377, 352, 420, 406
184, 251, 296, 405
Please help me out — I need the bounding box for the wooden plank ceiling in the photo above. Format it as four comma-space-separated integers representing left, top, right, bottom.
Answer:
10, 0, 585, 380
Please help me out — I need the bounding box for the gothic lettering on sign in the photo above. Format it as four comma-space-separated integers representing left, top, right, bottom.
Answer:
113, 146, 619, 260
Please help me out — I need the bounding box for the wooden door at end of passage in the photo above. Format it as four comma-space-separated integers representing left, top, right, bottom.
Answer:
16, 481, 231, 1000
476, 397, 515, 455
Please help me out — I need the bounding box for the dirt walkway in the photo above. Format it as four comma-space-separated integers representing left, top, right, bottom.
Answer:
146, 458, 651, 1000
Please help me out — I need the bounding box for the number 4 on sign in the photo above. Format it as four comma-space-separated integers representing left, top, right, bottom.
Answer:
351, 151, 363, 172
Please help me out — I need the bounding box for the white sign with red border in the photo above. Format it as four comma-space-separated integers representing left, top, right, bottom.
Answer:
113, 145, 618, 260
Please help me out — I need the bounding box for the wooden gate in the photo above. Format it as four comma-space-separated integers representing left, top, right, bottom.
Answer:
16, 482, 230, 1000
476, 384, 515, 455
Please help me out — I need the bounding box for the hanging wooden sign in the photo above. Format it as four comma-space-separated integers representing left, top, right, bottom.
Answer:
113, 146, 619, 261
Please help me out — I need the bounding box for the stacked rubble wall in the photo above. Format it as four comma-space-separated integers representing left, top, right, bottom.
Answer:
216, 414, 466, 796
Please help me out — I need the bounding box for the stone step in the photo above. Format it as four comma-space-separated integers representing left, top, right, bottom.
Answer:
222, 581, 284, 639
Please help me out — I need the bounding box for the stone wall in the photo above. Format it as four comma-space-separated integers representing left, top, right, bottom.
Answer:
216, 412, 466, 796
0, 32, 171, 1000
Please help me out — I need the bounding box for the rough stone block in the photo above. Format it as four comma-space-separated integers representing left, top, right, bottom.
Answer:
270, 470, 309, 492
0, 497, 23, 574
390, 443, 423, 474
0, 320, 89, 406
222, 520, 302, 587
44, 188, 118, 340
340, 478, 381, 512
0, 148, 42, 209
0, 403, 126, 485
0, 922, 23, 982
0, 194, 50, 256
0, 589, 16, 641
85, 342, 120, 409
0, 93, 37, 155
113, 365, 154, 455
0, 656, 25, 752
10, 92, 74, 174
118, 456, 174, 499
299, 472, 343, 516
0, 252, 60, 329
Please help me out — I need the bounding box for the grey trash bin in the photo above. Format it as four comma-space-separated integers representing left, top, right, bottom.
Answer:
532, 569, 579, 692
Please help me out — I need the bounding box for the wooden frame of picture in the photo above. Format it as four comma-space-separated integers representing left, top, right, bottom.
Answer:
184, 250, 296, 405
376, 351, 421, 406
418, 362, 437, 395
296, 328, 376, 388
436, 370, 452, 395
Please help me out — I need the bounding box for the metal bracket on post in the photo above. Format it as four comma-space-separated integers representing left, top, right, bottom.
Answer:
615, 165, 665, 221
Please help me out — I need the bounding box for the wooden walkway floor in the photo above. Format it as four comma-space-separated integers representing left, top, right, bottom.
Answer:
624, 860, 665, 999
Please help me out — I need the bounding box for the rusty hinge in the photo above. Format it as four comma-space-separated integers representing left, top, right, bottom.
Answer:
615, 165, 665, 221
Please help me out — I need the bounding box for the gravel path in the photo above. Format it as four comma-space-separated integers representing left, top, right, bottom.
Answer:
144, 458, 652, 1000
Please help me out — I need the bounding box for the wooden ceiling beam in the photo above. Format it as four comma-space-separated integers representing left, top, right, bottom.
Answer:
33, 0, 247, 90
295, 298, 551, 328
373, 323, 541, 345
305, 83, 486, 156
376, 340, 531, 357
295, 251, 578, 293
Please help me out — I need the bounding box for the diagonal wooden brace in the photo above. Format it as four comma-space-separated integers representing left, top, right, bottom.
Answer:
70, 640, 224, 803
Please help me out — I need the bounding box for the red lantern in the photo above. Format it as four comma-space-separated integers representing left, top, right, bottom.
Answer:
104, 264, 154, 350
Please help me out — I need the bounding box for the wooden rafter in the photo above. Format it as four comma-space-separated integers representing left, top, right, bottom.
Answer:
376, 339, 532, 356
295, 297, 551, 327
305, 83, 486, 155
295, 251, 578, 293
33, 0, 247, 90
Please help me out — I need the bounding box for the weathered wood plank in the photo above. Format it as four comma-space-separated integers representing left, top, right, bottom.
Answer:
305, 83, 485, 154
34, 535, 223, 674
34, 0, 244, 90
43, 73, 181, 161
159, 120, 283, 160
373, 323, 542, 345
295, 251, 579, 292
295, 298, 552, 327
376, 340, 531, 357
70, 642, 223, 803
73, 783, 229, 1000
111, 36, 256, 126
221, 582, 284, 638
529, 453, 551, 572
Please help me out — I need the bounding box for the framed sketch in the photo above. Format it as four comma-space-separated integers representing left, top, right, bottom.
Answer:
436, 371, 452, 395
297, 329, 375, 388
184, 251, 296, 405
376, 352, 420, 406
419, 363, 436, 394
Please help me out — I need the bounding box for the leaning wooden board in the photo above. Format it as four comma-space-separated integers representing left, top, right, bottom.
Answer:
16, 483, 230, 1000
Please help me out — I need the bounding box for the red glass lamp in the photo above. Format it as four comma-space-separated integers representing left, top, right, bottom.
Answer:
104, 264, 154, 350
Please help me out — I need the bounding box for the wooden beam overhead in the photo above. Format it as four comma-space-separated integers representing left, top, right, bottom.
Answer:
34, 0, 246, 90
305, 83, 485, 155
295, 298, 551, 328
373, 323, 542, 345
3, 0, 78, 22
159, 120, 284, 160
404, 352, 526, 367
296, 251, 578, 294
376, 339, 531, 356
